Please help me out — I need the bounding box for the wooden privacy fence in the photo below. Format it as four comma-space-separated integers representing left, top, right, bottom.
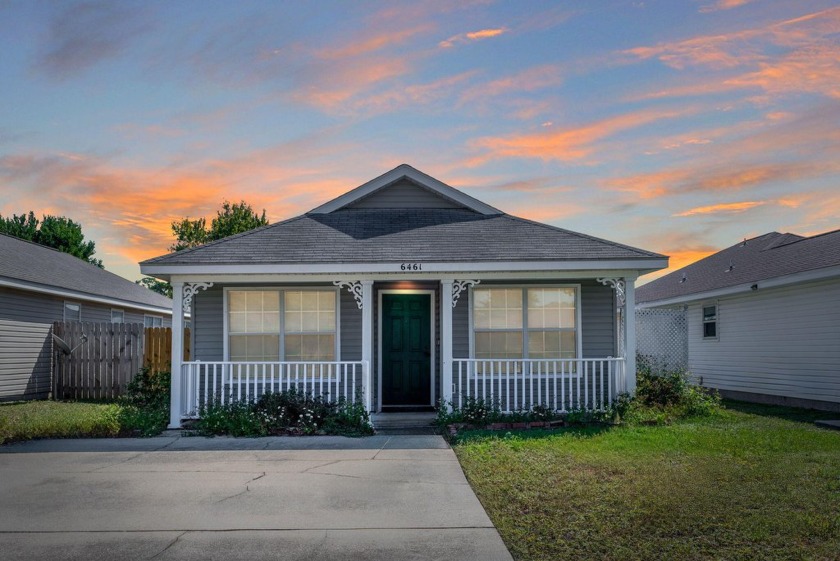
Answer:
52, 322, 190, 400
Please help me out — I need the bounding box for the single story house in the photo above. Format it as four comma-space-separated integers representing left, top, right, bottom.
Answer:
0, 233, 175, 401
636, 229, 840, 411
140, 164, 667, 428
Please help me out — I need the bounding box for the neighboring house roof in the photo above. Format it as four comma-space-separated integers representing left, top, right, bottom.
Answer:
141, 164, 665, 273
0, 233, 173, 313
636, 229, 840, 306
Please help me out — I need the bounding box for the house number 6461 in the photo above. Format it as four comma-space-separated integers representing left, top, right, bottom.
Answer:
400, 263, 422, 271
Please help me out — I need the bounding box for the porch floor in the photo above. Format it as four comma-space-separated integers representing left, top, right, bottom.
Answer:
371, 412, 437, 434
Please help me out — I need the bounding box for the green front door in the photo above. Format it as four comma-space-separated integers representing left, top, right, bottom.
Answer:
382, 294, 432, 406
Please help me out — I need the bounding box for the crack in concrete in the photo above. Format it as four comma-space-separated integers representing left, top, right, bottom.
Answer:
301, 460, 342, 473
372, 437, 392, 460
214, 472, 266, 503
149, 530, 186, 559
90, 453, 145, 473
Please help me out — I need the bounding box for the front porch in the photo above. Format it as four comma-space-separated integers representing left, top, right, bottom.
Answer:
167, 276, 637, 426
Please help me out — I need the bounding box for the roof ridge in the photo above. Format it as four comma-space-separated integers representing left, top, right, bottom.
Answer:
0, 231, 88, 259
779, 227, 840, 246
500, 213, 665, 258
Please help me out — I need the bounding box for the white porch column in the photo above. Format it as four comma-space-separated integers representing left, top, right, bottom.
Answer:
624, 277, 637, 394
360, 280, 374, 412
168, 281, 184, 429
440, 279, 454, 407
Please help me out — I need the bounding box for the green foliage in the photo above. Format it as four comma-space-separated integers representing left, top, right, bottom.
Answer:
117, 368, 170, 436
136, 276, 172, 298
194, 389, 373, 437
170, 200, 268, 252
0, 401, 121, 444
623, 369, 722, 425
0, 211, 102, 267
436, 398, 580, 428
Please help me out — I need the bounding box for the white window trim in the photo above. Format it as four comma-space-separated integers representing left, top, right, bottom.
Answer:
468, 284, 583, 379
111, 308, 125, 323
702, 302, 719, 340
376, 289, 437, 412
222, 286, 341, 369
63, 301, 82, 322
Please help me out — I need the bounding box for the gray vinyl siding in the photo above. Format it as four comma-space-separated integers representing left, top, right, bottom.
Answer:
346, 179, 463, 209
581, 280, 616, 358
0, 319, 51, 400
687, 278, 840, 404
0, 286, 169, 325
453, 290, 470, 358
193, 286, 224, 361
340, 289, 362, 360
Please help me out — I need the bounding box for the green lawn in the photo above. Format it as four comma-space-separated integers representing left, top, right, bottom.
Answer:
0, 400, 122, 445
453, 401, 840, 561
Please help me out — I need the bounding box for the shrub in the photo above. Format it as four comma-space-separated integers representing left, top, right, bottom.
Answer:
193, 390, 373, 437
117, 368, 170, 436
625, 369, 722, 425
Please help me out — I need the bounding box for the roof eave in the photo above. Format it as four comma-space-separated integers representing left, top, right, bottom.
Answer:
636, 263, 840, 308
141, 257, 669, 277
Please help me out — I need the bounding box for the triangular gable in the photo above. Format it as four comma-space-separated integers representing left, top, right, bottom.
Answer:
308, 164, 502, 215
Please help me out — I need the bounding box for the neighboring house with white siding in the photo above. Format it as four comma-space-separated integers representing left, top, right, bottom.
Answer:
0, 233, 174, 401
636, 230, 840, 412
140, 164, 667, 428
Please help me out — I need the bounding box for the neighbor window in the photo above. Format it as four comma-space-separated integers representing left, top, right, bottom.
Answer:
111, 309, 125, 323
227, 289, 337, 362
144, 315, 163, 328
63, 302, 81, 321
702, 305, 717, 339
473, 287, 578, 361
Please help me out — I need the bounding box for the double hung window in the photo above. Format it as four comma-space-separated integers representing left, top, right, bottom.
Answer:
473, 287, 578, 364
227, 289, 337, 362
702, 305, 717, 339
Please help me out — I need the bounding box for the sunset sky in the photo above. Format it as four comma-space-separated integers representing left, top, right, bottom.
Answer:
1, 1, 838, 284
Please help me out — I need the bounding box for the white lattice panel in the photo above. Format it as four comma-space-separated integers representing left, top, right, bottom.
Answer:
635, 308, 688, 374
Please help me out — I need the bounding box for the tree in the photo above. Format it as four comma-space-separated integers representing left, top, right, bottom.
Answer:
0, 212, 103, 267
139, 200, 269, 296
170, 200, 268, 252
136, 277, 173, 298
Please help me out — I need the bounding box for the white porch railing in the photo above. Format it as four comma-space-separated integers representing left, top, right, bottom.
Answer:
452, 358, 626, 413
180, 361, 369, 418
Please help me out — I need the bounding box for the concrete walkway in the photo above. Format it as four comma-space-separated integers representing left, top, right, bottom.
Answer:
0, 435, 512, 560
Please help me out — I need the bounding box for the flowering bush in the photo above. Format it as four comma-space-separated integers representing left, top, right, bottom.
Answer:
193, 389, 373, 437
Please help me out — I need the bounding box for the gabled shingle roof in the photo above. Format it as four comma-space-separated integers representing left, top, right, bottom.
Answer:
636, 229, 840, 304
142, 165, 664, 270
141, 209, 664, 266
0, 233, 173, 310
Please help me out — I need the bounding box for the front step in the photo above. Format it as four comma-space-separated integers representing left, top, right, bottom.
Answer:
371, 412, 437, 434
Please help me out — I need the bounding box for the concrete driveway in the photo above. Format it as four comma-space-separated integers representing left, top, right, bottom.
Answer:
0, 435, 512, 560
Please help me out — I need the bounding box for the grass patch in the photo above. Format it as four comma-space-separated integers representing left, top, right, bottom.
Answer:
453, 401, 840, 561
0, 401, 122, 444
